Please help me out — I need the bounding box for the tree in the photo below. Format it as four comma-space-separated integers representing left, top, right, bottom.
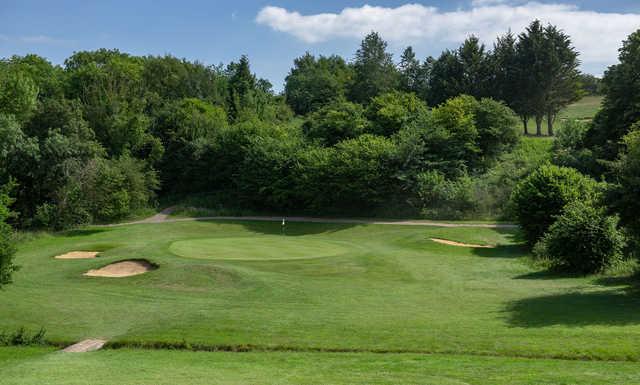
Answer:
542, 24, 581, 135
515, 21, 548, 136
578, 73, 602, 96
284, 53, 352, 115
586, 29, 640, 162
608, 126, 640, 243
515, 21, 580, 136
0, 182, 16, 288
426, 50, 464, 106
398, 47, 426, 96
492, 31, 530, 132
350, 32, 399, 103
0, 65, 38, 124
472, 98, 520, 166
226, 55, 257, 121
303, 99, 369, 145
366, 91, 427, 137
458, 36, 492, 99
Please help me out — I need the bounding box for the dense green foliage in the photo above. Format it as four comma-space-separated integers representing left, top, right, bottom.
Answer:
0, 183, 16, 288
534, 200, 625, 274
510, 164, 599, 245
587, 30, 640, 161
608, 128, 640, 244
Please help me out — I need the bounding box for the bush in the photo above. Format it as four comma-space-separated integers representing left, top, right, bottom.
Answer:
415, 170, 475, 219
0, 182, 16, 288
511, 164, 599, 245
472, 137, 553, 219
552, 119, 595, 172
0, 327, 46, 346
534, 200, 625, 274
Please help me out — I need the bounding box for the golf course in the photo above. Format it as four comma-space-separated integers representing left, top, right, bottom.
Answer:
1, 216, 639, 384
3, 2, 640, 383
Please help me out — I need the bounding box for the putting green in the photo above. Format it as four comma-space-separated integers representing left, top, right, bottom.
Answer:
169, 235, 351, 260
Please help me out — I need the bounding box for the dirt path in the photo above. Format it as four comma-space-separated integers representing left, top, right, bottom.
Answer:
107, 209, 517, 229
62, 339, 107, 353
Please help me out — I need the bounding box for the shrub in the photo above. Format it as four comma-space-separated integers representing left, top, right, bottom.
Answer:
534, 200, 625, 274
0, 182, 16, 288
0, 327, 46, 346
552, 119, 595, 172
511, 164, 599, 245
415, 170, 475, 219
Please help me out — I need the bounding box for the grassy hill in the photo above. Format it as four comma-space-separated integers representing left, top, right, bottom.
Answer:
1, 219, 639, 383
525, 95, 603, 136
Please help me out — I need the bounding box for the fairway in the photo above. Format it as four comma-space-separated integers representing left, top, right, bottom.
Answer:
2, 347, 640, 385
1, 219, 640, 366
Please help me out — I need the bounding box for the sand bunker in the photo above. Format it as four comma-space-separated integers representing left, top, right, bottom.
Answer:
62, 339, 107, 353
55, 251, 100, 260
430, 238, 495, 248
84, 260, 156, 278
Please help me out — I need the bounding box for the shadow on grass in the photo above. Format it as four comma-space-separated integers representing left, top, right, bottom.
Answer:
58, 228, 110, 237
506, 287, 640, 327
234, 220, 358, 237
471, 228, 528, 259
473, 244, 528, 259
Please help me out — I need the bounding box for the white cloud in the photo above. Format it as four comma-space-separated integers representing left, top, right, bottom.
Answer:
256, 2, 640, 66
471, 0, 508, 6
0, 34, 70, 45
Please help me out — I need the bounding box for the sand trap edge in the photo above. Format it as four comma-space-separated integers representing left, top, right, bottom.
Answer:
84, 259, 158, 278
55, 251, 100, 260
430, 238, 495, 248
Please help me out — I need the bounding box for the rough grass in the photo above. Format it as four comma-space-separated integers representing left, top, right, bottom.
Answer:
2, 347, 640, 385
523, 96, 603, 136
2, 220, 639, 364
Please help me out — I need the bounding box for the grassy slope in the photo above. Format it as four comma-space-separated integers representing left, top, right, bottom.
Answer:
524, 95, 603, 135
1, 220, 639, 362
2, 347, 640, 385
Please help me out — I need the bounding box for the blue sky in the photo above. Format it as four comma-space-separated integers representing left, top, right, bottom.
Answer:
2, 1, 640, 91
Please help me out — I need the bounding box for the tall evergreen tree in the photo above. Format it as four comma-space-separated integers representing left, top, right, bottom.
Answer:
226, 55, 257, 121
492, 32, 526, 126
541, 24, 581, 136
458, 36, 491, 99
398, 46, 424, 95
350, 32, 399, 103
516, 20, 548, 136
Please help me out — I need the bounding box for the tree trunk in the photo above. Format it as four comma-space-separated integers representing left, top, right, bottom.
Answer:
547, 112, 555, 136
522, 117, 529, 135
535, 115, 543, 136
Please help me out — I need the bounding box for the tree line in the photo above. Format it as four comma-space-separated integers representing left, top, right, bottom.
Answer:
0, 20, 638, 284
286, 20, 586, 136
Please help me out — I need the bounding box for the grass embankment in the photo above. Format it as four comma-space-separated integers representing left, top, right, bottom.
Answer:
2, 347, 640, 385
1, 220, 638, 362
524, 95, 603, 136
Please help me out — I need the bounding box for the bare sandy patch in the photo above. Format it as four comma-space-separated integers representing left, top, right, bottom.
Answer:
84, 260, 156, 278
62, 339, 107, 353
430, 238, 495, 248
55, 251, 100, 260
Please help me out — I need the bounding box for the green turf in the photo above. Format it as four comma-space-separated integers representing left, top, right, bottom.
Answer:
1, 347, 640, 385
1, 220, 639, 364
169, 235, 351, 260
